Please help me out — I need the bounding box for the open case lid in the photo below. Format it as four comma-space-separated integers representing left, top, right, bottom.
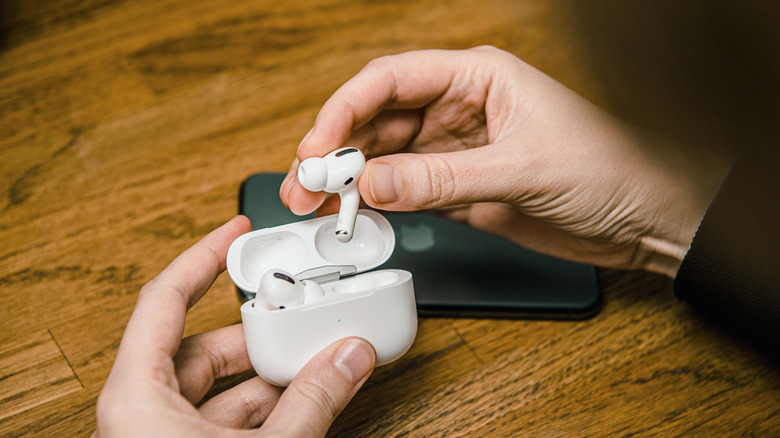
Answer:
227, 209, 395, 294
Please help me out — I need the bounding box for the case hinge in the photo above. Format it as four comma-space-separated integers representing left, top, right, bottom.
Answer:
296, 265, 357, 283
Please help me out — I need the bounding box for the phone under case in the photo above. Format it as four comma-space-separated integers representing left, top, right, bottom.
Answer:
239, 172, 600, 319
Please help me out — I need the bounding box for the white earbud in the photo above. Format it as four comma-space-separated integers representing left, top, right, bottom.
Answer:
255, 269, 324, 310
297, 147, 365, 242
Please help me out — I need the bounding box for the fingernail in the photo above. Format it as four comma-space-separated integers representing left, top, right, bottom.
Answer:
370, 163, 400, 204
281, 170, 296, 193
280, 159, 301, 203
297, 127, 314, 151
333, 339, 375, 385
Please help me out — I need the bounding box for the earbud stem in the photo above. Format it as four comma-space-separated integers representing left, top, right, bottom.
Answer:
336, 188, 360, 242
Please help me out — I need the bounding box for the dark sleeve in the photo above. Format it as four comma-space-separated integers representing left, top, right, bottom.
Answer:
674, 151, 780, 345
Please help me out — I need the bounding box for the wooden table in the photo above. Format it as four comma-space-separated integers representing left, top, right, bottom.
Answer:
2, 1, 779, 436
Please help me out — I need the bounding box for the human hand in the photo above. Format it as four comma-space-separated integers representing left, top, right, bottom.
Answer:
281, 46, 726, 277
94, 216, 376, 437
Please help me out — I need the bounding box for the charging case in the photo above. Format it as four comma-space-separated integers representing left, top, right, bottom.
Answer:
226, 209, 417, 386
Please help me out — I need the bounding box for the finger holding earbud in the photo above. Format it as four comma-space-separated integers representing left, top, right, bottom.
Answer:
359, 142, 519, 211
281, 157, 328, 216
295, 50, 464, 163
284, 182, 329, 216
284, 49, 469, 215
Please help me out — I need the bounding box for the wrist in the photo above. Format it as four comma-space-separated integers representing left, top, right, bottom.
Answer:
632, 132, 731, 278
637, 235, 691, 278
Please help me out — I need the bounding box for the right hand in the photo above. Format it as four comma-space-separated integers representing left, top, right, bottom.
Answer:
282, 46, 725, 277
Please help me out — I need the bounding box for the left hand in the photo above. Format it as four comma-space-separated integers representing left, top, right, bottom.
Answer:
94, 216, 376, 437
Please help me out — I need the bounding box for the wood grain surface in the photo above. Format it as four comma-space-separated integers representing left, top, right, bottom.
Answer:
1, 1, 779, 436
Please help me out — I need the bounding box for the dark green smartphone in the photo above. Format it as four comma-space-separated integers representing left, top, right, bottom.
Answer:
239, 173, 600, 319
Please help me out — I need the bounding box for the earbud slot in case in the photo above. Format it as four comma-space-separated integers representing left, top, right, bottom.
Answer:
226, 210, 417, 386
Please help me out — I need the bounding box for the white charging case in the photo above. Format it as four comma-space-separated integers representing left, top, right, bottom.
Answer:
226, 209, 417, 386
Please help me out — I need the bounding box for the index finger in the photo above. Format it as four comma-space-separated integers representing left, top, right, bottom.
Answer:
296, 48, 462, 161
116, 216, 252, 370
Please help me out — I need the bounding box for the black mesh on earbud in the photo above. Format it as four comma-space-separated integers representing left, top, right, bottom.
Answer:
273, 272, 295, 284
335, 148, 359, 157
344, 177, 353, 185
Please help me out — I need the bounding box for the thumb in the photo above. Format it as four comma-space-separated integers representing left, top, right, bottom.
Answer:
258, 338, 376, 437
360, 144, 517, 211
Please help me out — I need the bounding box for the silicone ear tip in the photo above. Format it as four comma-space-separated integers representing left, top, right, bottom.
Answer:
298, 158, 328, 191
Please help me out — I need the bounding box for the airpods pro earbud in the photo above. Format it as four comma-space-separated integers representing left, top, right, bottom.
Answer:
298, 147, 365, 243
255, 269, 324, 310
